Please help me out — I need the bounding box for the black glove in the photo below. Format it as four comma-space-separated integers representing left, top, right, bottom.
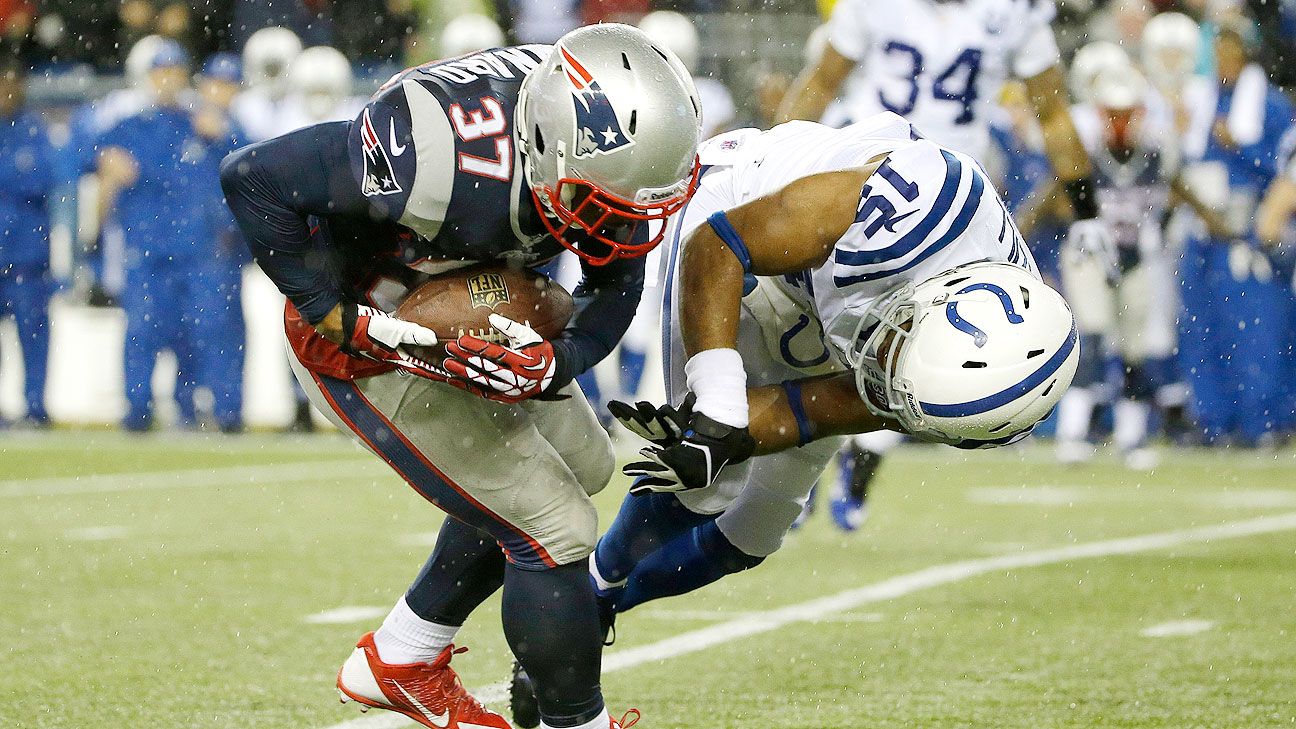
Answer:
607, 394, 695, 447
623, 411, 756, 494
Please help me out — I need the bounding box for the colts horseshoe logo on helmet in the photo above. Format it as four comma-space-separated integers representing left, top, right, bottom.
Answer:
560, 47, 634, 159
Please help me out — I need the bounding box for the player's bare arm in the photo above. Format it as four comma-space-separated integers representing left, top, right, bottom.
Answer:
1024, 66, 1092, 183
677, 166, 893, 455
1255, 175, 1296, 245
315, 304, 346, 343
776, 42, 854, 125
623, 164, 888, 492
96, 147, 140, 224
746, 374, 885, 455
1025, 65, 1117, 266
620, 373, 887, 459
680, 166, 877, 357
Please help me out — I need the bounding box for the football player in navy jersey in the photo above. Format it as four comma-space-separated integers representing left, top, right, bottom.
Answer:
220, 25, 700, 729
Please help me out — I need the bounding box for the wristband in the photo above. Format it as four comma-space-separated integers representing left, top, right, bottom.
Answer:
1063, 177, 1100, 221
706, 211, 752, 273
685, 348, 749, 428
780, 379, 814, 447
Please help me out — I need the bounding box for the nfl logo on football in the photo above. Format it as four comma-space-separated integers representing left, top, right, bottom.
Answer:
467, 272, 512, 309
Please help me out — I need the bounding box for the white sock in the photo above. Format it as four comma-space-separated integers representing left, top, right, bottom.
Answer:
543, 709, 610, 729
589, 552, 626, 592
1113, 399, 1150, 452
1055, 387, 1096, 443
372, 596, 459, 665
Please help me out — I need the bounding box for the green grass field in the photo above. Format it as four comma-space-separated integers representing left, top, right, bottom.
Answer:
4, 431, 1296, 729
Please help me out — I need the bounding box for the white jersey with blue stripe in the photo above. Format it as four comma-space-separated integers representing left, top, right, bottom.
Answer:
695, 113, 1036, 366
825, 0, 1060, 157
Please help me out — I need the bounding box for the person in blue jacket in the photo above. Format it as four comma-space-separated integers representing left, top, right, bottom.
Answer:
1179, 22, 1295, 446
97, 41, 241, 431
0, 56, 56, 427
180, 53, 249, 433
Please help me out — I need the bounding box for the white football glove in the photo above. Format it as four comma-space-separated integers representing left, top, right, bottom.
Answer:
1228, 240, 1274, 282
340, 303, 451, 382
1067, 218, 1118, 274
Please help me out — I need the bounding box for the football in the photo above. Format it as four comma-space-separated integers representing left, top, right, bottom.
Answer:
394, 263, 575, 360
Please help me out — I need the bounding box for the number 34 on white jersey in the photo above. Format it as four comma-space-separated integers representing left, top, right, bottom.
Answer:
827, 0, 1060, 158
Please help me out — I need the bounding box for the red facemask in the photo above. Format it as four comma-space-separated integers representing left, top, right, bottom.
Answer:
1103, 108, 1142, 153
532, 157, 702, 266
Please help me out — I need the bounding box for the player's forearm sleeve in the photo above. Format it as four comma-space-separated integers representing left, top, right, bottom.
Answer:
220, 124, 356, 324
1012, 25, 1061, 79
826, 0, 869, 63
551, 255, 647, 383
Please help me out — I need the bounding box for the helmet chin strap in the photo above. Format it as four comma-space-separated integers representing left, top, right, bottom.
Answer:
552, 141, 572, 213
515, 82, 544, 206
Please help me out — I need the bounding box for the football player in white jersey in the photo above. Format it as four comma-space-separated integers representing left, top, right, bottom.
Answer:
779, 0, 1111, 528
577, 111, 1076, 672
781, 0, 1112, 260
507, 111, 1079, 721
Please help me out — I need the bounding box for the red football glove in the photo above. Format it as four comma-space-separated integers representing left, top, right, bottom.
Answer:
444, 314, 562, 403
340, 303, 456, 383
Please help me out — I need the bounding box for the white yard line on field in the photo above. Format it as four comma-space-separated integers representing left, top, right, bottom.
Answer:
313, 509, 1296, 729
1140, 619, 1217, 637
967, 485, 1296, 509
0, 460, 383, 498
304, 607, 390, 625
638, 608, 884, 624
63, 525, 130, 541
0, 430, 352, 453
398, 531, 443, 547
964, 443, 1296, 469
967, 485, 1090, 505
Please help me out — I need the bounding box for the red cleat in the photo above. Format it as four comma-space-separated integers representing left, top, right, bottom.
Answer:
336, 632, 512, 729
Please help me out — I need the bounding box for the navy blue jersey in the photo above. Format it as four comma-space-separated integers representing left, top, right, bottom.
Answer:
349, 46, 553, 256
221, 45, 647, 384
1091, 144, 1169, 272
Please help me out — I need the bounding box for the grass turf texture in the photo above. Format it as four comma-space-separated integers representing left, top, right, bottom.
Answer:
3, 432, 1295, 728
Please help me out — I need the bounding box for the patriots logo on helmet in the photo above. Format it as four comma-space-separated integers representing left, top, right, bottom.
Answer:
561, 47, 634, 159
359, 108, 403, 197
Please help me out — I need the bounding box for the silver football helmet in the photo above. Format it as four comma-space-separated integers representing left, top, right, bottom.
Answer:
1069, 41, 1132, 104
440, 13, 505, 58
1142, 12, 1200, 91
846, 262, 1079, 447
243, 26, 303, 95
516, 23, 702, 264
289, 46, 354, 121
637, 11, 700, 73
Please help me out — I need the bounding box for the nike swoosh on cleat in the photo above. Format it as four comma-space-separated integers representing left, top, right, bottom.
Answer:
389, 120, 408, 157
393, 683, 450, 727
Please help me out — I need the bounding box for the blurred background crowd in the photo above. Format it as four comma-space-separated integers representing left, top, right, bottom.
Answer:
2, 0, 1295, 464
